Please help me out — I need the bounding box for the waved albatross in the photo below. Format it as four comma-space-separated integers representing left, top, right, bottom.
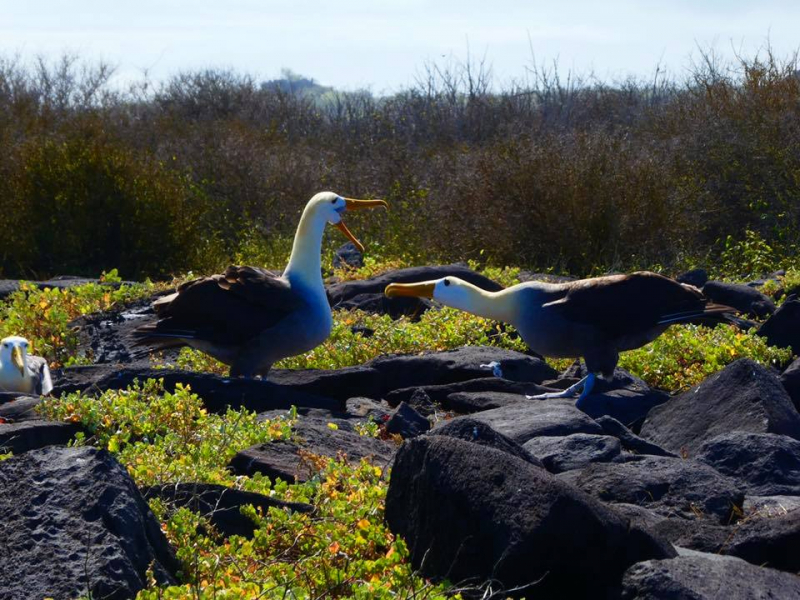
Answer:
385, 272, 737, 403
135, 191, 387, 377
0, 336, 53, 395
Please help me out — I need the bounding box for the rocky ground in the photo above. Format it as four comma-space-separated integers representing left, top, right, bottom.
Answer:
2, 265, 800, 598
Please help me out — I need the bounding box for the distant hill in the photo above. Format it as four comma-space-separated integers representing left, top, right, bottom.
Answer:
260, 69, 332, 97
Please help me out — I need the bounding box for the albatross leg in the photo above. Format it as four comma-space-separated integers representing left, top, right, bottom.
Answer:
526, 372, 597, 401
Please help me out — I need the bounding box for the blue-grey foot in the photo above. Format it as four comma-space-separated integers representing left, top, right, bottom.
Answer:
526, 372, 597, 403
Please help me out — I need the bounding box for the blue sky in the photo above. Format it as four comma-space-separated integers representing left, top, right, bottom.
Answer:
1, 1, 798, 92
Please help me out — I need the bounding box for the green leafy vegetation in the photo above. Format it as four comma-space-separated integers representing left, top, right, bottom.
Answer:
0, 271, 159, 366
37, 380, 448, 599
618, 324, 793, 391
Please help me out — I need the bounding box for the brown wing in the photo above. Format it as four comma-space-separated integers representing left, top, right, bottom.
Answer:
146, 266, 301, 346
543, 272, 708, 337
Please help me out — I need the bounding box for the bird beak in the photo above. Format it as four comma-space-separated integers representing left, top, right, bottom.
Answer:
11, 346, 25, 376
385, 282, 436, 299
335, 197, 389, 254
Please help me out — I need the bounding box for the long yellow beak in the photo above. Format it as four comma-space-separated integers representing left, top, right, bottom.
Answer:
385, 282, 436, 299
335, 197, 388, 254
11, 346, 25, 376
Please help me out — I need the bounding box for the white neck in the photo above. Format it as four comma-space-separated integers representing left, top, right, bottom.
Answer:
283, 205, 327, 289
443, 283, 520, 325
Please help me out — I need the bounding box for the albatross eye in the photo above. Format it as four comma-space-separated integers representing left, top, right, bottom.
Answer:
443, 279, 450, 287
331, 198, 337, 204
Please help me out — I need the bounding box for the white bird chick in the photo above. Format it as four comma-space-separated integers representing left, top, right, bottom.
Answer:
0, 336, 53, 395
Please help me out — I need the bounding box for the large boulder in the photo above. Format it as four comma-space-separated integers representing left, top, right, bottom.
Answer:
725, 509, 800, 573
229, 418, 396, 482
471, 399, 603, 444
758, 298, 800, 352
367, 346, 557, 393
431, 417, 544, 468
639, 359, 800, 456
621, 552, 800, 599
522, 433, 622, 474
780, 356, 800, 412
0, 395, 45, 422
0, 446, 178, 600
696, 432, 800, 496
385, 402, 431, 438
385, 435, 674, 597
443, 390, 529, 413
557, 455, 744, 523
702, 280, 776, 318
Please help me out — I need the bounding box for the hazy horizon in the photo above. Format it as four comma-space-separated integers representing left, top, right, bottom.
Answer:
2, 1, 799, 92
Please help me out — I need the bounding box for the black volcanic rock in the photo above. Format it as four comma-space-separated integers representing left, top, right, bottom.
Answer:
780, 356, 800, 412
229, 418, 396, 482
386, 377, 544, 408
385, 402, 430, 438
471, 399, 603, 444
431, 416, 544, 468
594, 415, 677, 457
0, 420, 82, 454
639, 359, 800, 456
367, 346, 556, 392
696, 432, 800, 496
522, 433, 622, 473
702, 280, 776, 318
557, 455, 744, 523
0, 446, 178, 600
621, 552, 800, 600
758, 298, 800, 352
385, 435, 674, 597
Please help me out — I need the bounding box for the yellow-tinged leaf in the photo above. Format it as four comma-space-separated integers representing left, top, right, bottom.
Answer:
357, 518, 370, 530
327, 422, 339, 430
328, 541, 340, 554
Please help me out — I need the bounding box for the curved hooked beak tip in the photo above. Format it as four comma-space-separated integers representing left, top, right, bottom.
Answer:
344, 198, 388, 211
11, 346, 25, 376
335, 198, 387, 254
335, 221, 365, 254
385, 282, 436, 299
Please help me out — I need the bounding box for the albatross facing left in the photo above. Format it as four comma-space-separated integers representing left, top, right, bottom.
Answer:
134, 191, 387, 378
0, 336, 53, 395
385, 272, 737, 404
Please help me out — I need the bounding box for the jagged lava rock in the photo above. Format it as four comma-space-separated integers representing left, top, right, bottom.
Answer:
780, 356, 800, 412
385, 435, 674, 597
696, 432, 800, 496
594, 415, 677, 457
702, 280, 776, 318
386, 377, 542, 408
758, 298, 800, 352
431, 417, 544, 468
144, 483, 312, 539
557, 455, 744, 523
385, 401, 430, 438
0, 446, 178, 600
523, 433, 622, 474
229, 418, 396, 482
0, 394, 45, 422
724, 509, 800, 573
639, 359, 800, 456
0, 420, 82, 454
444, 390, 529, 413
332, 241, 363, 269
471, 399, 603, 444
368, 346, 556, 392
621, 552, 800, 600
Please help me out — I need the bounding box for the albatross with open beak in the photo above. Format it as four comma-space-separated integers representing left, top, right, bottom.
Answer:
0, 336, 53, 395
135, 191, 387, 377
385, 272, 736, 404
